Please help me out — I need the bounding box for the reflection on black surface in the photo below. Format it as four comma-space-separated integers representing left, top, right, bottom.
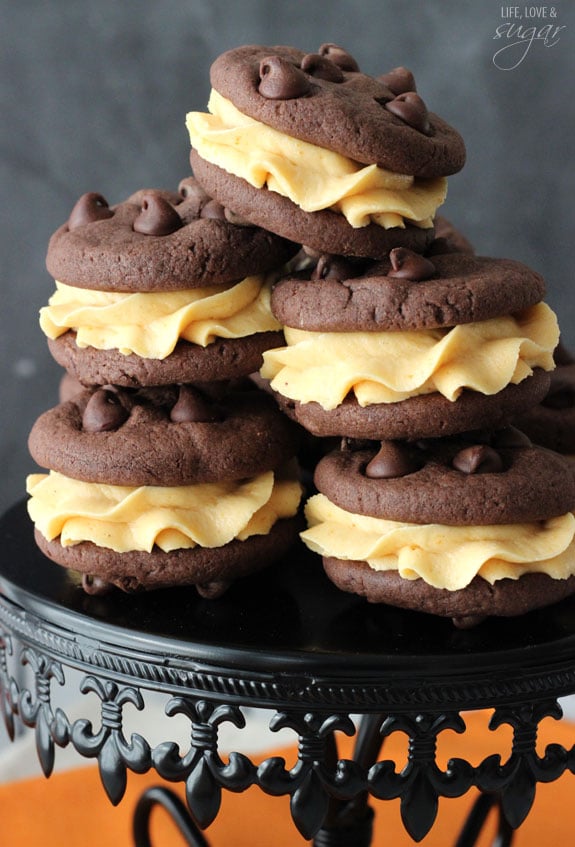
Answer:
3, 500, 575, 667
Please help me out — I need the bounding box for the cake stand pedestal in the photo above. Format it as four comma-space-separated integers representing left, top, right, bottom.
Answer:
2, 500, 575, 846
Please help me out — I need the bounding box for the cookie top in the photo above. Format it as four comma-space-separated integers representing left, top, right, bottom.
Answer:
46, 178, 298, 292
313, 429, 575, 525
271, 252, 546, 332
209, 44, 466, 177
28, 383, 300, 486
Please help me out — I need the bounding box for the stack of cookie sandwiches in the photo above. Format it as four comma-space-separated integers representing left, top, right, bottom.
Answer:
26, 180, 304, 597
187, 42, 575, 624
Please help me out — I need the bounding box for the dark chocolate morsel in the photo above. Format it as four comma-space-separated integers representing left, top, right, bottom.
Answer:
224, 208, 254, 227
258, 56, 311, 100
388, 247, 436, 281
68, 193, 114, 230
133, 194, 183, 236
199, 199, 227, 220
452, 444, 504, 474
301, 53, 344, 83
379, 66, 416, 95
312, 254, 363, 282
170, 385, 222, 423
542, 370, 575, 409
385, 92, 431, 135
82, 574, 114, 596
491, 426, 532, 448
82, 388, 129, 433
318, 43, 360, 72
364, 441, 419, 479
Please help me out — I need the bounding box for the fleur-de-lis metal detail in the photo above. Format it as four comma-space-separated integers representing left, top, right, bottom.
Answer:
153, 696, 256, 829
70, 676, 151, 804
17, 647, 68, 777
476, 700, 568, 829
0, 629, 16, 742
257, 711, 361, 839
368, 712, 475, 841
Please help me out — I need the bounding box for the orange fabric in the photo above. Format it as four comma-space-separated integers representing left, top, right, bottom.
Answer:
0, 710, 573, 845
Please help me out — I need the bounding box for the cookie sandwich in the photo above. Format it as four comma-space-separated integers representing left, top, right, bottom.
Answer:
42, 179, 299, 387
187, 44, 466, 258
301, 430, 575, 625
27, 383, 303, 597
261, 250, 558, 441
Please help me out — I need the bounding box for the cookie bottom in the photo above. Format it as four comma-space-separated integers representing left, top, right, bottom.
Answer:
48, 330, 285, 387
274, 370, 551, 440
34, 516, 302, 598
191, 152, 435, 259
323, 556, 575, 625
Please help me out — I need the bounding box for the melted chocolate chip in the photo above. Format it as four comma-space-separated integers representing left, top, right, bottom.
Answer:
452, 445, 504, 474
364, 441, 420, 479
318, 43, 360, 72
82, 388, 129, 433
170, 385, 222, 423
258, 56, 311, 100
301, 53, 344, 82
133, 194, 183, 236
312, 254, 362, 282
385, 92, 431, 135
542, 370, 575, 409
224, 208, 254, 227
388, 247, 436, 282
68, 193, 114, 230
379, 66, 417, 95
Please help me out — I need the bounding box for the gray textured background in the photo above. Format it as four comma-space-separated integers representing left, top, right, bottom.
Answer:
1, 0, 573, 512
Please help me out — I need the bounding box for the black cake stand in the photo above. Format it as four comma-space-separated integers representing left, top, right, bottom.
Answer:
2, 499, 575, 846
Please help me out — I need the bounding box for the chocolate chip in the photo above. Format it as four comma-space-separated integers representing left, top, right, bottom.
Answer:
258, 56, 311, 100
224, 208, 254, 227
388, 248, 436, 282
318, 43, 359, 72
200, 199, 227, 220
133, 194, 183, 236
82, 574, 114, 596
68, 193, 114, 230
82, 388, 129, 433
452, 445, 504, 474
301, 53, 344, 83
379, 66, 417, 95
312, 254, 362, 282
364, 441, 420, 479
178, 177, 210, 210
542, 370, 575, 409
385, 92, 431, 135
170, 385, 222, 423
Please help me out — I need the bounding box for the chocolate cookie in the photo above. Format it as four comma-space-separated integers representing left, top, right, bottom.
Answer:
270, 253, 546, 333
27, 381, 303, 597
47, 329, 284, 387
29, 384, 300, 486
188, 43, 465, 258
274, 370, 551, 441
208, 44, 466, 176
304, 433, 575, 622
322, 559, 575, 623
190, 152, 435, 259
42, 179, 297, 385
46, 180, 298, 291
313, 432, 575, 525
34, 516, 302, 598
